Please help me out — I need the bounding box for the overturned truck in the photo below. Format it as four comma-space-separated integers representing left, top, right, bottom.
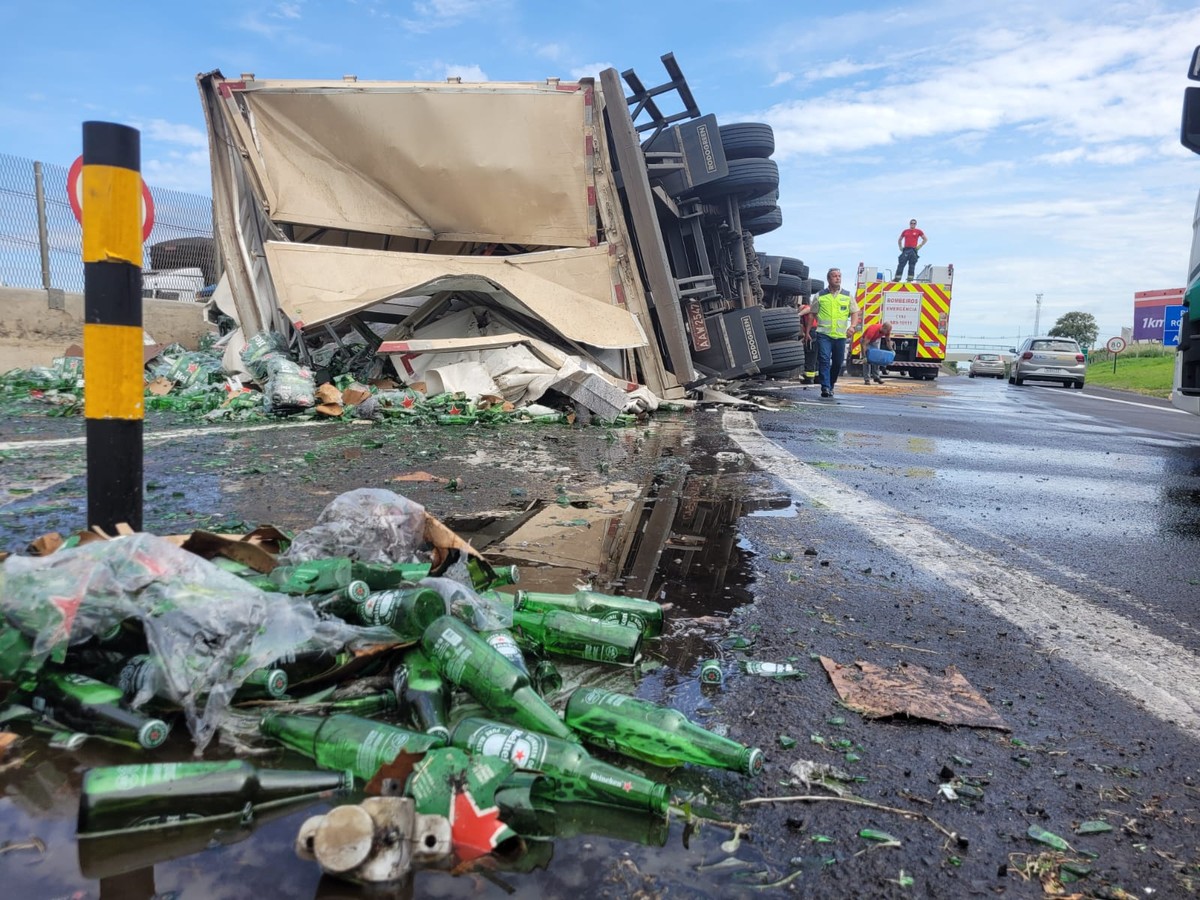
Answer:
198, 55, 812, 407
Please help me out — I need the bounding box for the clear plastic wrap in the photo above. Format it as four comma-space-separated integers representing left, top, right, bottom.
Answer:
419, 576, 512, 631
283, 489, 429, 565
239, 331, 291, 382
263, 357, 316, 414
0, 534, 362, 750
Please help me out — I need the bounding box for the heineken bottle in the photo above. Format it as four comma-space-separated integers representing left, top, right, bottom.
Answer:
325, 588, 446, 641
209, 557, 279, 592
271, 646, 355, 687
392, 647, 451, 741
564, 687, 764, 777
493, 783, 668, 847
450, 717, 668, 816
33, 672, 169, 750
270, 558, 354, 594
260, 713, 446, 781
421, 616, 573, 741
78, 760, 349, 834
352, 559, 519, 593
511, 607, 642, 665
116, 654, 289, 703
513, 590, 663, 639
321, 692, 399, 717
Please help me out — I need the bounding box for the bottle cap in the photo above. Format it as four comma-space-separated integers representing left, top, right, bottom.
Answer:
138, 719, 170, 749
744, 747, 765, 777
426, 725, 450, 744
345, 580, 371, 602
263, 668, 289, 698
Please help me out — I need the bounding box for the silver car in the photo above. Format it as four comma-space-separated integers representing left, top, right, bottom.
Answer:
968, 353, 1005, 378
1008, 337, 1086, 389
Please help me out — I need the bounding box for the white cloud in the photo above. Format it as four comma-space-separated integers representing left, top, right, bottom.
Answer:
444, 63, 488, 82
769, 72, 795, 88
275, 2, 303, 19
568, 62, 615, 81
403, 0, 506, 32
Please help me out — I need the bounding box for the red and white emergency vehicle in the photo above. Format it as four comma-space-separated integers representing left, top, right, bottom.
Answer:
850, 262, 953, 380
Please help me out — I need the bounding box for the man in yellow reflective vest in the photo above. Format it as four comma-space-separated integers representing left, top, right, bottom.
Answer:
812, 267, 860, 398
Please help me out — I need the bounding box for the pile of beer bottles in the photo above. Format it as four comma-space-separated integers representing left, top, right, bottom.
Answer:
12, 546, 766, 880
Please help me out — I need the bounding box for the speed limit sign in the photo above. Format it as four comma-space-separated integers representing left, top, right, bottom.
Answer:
1106, 336, 1127, 354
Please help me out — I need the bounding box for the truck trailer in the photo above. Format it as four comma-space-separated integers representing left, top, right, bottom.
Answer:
196, 54, 815, 404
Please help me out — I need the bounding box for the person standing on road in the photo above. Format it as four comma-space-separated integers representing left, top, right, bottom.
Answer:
860, 321, 893, 385
812, 268, 859, 399
896, 218, 927, 281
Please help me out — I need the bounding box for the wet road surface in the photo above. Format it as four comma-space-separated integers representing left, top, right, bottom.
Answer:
2, 376, 1199, 897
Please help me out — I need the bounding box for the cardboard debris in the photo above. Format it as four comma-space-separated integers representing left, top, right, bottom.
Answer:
492, 484, 635, 571
146, 376, 174, 397
819, 657, 1010, 731
341, 384, 372, 406
26, 533, 65, 557
315, 382, 345, 417
392, 472, 450, 484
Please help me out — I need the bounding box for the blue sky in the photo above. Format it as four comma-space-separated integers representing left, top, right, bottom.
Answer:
3, 0, 1199, 347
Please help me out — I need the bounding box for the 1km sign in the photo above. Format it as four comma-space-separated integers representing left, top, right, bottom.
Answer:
67, 155, 155, 242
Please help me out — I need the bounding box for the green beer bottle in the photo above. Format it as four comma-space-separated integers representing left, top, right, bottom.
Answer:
325, 587, 446, 641
259, 713, 446, 781
33, 672, 169, 750
392, 647, 451, 741
322, 691, 399, 717
78, 760, 349, 834
511, 607, 643, 665
270, 646, 355, 687
514, 590, 663, 639
270, 557, 353, 594
116, 654, 289, 703
450, 717, 668, 816
421, 616, 573, 741
532, 659, 562, 697
564, 687, 764, 776
352, 559, 519, 593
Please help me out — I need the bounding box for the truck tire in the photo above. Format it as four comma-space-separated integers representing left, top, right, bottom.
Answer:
767, 272, 805, 298
761, 340, 806, 374
719, 122, 775, 160
761, 307, 801, 340
739, 194, 778, 217
808, 278, 824, 295
745, 207, 782, 235
779, 257, 809, 278
692, 158, 779, 200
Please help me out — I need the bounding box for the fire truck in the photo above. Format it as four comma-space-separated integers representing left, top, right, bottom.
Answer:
850, 262, 953, 380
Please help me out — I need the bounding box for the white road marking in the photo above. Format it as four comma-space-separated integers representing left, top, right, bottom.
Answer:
0, 418, 331, 453
1068, 393, 1185, 413
724, 410, 1200, 742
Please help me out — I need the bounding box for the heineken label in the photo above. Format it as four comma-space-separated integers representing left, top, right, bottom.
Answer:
700, 660, 724, 685
360, 592, 400, 626
356, 728, 414, 776
464, 723, 547, 770
588, 770, 635, 793
580, 687, 624, 708
743, 661, 799, 677
431, 626, 470, 682
53, 672, 123, 704
580, 643, 622, 663
600, 611, 647, 631
484, 632, 524, 668
91, 761, 242, 794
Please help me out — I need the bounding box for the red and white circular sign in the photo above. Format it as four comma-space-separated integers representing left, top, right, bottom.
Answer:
67, 155, 156, 242
1105, 336, 1127, 354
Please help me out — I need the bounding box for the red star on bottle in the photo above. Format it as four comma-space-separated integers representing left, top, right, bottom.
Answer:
448, 404, 461, 415
512, 748, 526, 764
622, 781, 632, 792
450, 785, 510, 862
401, 394, 415, 408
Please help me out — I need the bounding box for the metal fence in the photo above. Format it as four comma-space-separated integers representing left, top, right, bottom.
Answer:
0, 152, 214, 293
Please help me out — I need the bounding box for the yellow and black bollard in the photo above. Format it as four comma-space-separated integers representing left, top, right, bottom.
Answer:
82, 121, 144, 532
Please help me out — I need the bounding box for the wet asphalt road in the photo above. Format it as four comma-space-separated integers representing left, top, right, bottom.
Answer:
2, 375, 1199, 897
